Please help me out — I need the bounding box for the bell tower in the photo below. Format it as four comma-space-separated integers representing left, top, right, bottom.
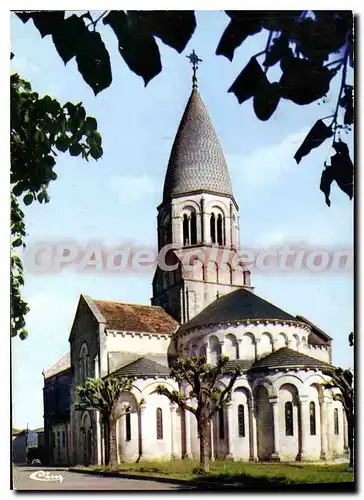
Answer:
152, 51, 252, 323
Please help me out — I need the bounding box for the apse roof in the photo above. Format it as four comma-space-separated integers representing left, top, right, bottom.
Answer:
249, 347, 332, 371
178, 288, 299, 333
162, 88, 233, 202
109, 357, 170, 378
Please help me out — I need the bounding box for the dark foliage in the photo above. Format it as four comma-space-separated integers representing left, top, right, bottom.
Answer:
15, 10, 354, 204
11, 73, 103, 339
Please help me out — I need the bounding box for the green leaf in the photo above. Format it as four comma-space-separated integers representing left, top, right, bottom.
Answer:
76, 31, 112, 95
216, 15, 262, 61
84, 117, 98, 134
23, 194, 34, 206
55, 135, 69, 152
229, 57, 268, 104
280, 59, 334, 105
253, 82, 281, 121
12, 238, 22, 247
90, 146, 103, 160
140, 11, 196, 53
29, 11, 65, 38
52, 14, 85, 64
69, 143, 83, 156
104, 11, 161, 86
294, 119, 333, 164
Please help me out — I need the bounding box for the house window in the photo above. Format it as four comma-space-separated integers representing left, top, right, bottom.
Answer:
285, 402, 294, 436
310, 402, 316, 435
156, 408, 163, 440
125, 408, 131, 441
219, 408, 225, 440
238, 405, 245, 437
62, 430, 66, 448
334, 408, 339, 435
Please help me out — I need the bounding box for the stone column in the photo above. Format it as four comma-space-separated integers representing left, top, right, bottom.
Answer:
138, 404, 146, 461
170, 404, 178, 459
269, 397, 281, 461
229, 202, 234, 247
319, 395, 329, 460
248, 399, 258, 461
204, 341, 209, 363
236, 339, 242, 360
200, 197, 205, 244
254, 338, 260, 361
226, 404, 235, 460
299, 396, 310, 461
219, 340, 225, 356
184, 409, 192, 458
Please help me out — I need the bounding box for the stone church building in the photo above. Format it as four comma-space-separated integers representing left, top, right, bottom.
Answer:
44, 75, 348, 466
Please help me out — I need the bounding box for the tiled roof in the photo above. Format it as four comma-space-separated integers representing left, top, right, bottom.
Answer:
178, 288, 299, 333
93, 300, 179, 334
249, 347, 331, 371
162, 88, 234, 202
296, 315, 332, 344
43, 352, 71, 379
110, 357, 170, 378
225, 359, 255, 372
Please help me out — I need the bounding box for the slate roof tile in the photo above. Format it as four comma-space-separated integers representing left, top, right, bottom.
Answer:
249, 347, 332, 371
178, 288, 299, 333
110, 357, 171, 378
163, 88, 234, 202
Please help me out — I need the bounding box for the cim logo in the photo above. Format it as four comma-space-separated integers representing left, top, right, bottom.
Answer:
29, 470, 63, 483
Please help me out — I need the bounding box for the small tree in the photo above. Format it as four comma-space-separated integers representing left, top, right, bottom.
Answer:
74, 376, 138, 467
322, 332, 354, 467
156, 355, 241, 473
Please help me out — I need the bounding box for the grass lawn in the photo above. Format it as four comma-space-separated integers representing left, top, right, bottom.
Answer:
73, 459, 354, 486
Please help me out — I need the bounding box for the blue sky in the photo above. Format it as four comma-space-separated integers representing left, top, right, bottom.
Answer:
11, 11, 353, 430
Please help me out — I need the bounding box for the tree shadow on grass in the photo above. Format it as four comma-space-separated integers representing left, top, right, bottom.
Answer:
183, 473, 356, 492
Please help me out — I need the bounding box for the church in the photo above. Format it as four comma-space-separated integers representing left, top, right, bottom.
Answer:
43, 58, 348, 466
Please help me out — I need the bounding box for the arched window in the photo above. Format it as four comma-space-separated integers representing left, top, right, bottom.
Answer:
79, 343, 89, 385
209, 336, 221, 365
219, 408, 225, 440
310, 402, 316, 435
156, 408, 163, 440
217, 213, 223, 245
125, 407, 131, 441
190, 213, 197, 245
183, 214, 189, 245
334, 408, 339, 435
225, 334, 238, 360
238, 404, 245, 437
285, 402, 294, 436
210, 213, 216, 243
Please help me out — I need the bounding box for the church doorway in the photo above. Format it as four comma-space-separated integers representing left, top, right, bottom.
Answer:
81, 411, 92, 466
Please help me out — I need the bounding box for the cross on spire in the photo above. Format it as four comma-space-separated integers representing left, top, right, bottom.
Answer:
186, 50, 202, 89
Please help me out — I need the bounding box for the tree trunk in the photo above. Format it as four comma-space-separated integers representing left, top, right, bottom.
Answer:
105, 419, 118, 467
198, 416, 210, 473
348, 415, 354, 468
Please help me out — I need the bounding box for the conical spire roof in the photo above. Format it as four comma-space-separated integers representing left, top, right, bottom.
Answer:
162, 88, 233, 202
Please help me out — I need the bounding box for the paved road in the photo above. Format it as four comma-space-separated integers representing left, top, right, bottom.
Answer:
12, 466, 185, 491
